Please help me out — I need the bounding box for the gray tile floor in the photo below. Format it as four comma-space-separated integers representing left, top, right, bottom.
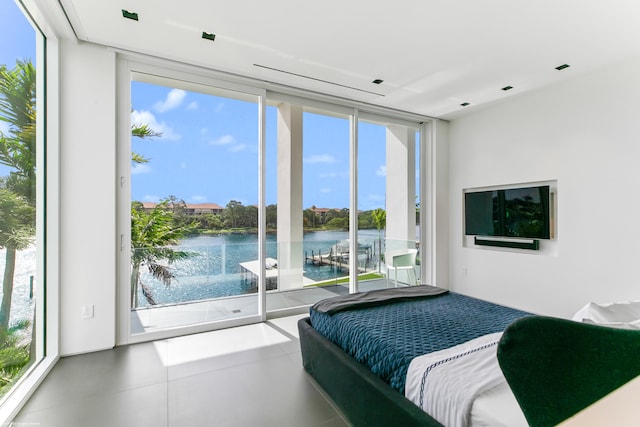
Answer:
13, 315, 350, 427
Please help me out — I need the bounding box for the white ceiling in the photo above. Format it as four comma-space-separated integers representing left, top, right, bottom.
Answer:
57, 0, 640, 120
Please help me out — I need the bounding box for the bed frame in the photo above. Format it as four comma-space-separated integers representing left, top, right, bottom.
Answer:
298, 317, 443, 426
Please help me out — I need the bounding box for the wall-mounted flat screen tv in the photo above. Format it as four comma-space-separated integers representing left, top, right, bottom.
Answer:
465, 185, 551, 239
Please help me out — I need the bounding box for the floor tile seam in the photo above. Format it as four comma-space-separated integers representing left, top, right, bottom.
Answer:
165, 350, 293, 382
16, 379, 170, 418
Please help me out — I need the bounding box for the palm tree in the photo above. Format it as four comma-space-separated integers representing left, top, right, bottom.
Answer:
130, 200, 195, 307
0, 189, 34, 328
372, 208, 386, 272
131, 121, 161, 164
130, 114, 192, 308
0, 61, 36, 330
0, 320, 31, 395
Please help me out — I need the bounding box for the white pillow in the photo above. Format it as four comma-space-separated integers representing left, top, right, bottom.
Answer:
572, 301, 640, 330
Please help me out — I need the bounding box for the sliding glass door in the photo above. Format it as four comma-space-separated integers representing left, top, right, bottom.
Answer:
358, 115, 422, 289
265, 100, 353, 313
125, 71, 263, 339
119, 62, 429, 341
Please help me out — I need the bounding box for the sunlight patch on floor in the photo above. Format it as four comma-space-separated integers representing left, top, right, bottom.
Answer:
153, 322, 291, 366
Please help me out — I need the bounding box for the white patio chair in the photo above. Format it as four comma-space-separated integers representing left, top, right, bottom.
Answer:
384, 248, 418, 287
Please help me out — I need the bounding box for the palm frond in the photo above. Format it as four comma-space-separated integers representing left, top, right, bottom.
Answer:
140, 283, 157, 306
147, 262, 174, 287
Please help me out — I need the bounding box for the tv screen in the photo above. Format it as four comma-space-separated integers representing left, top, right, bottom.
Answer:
465, 185, 550, 239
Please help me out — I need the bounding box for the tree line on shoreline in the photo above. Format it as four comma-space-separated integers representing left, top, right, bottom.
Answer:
131, 197, 394, 234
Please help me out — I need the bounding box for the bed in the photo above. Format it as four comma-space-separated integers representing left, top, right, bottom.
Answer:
298, 285, 530, 426
298, 286, 640, 427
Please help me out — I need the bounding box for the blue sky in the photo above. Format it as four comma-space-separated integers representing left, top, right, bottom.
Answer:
131, 82, 395, 210
0, 0, 36, 140
0, 0, 34, 67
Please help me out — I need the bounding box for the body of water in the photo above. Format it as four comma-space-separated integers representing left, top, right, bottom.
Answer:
0, 247, 37, 327
136, 229, 382, 307
0, 231, 386, 316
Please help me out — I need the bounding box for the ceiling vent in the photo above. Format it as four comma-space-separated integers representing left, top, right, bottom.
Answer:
502, 85, 514, 91
460, 102, 470, 107
555, 64, 570, 71
253, 64, 384, 96
372, 79, 384, 85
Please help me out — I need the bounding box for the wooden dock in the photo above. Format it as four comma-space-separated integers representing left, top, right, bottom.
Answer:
304, 248, 360, 273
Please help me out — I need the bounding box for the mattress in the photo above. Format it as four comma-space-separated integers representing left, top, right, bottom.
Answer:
309, 290, 530, 393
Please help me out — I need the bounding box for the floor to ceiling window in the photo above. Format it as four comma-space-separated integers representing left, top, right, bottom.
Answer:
119, 61, 429, 339
0, 0, 45, 401
126, 73, 263, 336
357, 119, 388, 289
358, 115, 421, 288
265, 100, 355, 313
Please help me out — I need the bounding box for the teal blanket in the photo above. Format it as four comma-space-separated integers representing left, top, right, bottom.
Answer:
310, 292, 529, 393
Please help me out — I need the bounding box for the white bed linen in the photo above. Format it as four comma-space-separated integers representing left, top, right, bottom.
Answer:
405, 332, 527, 427
572, 300, 640, 329
471, 381, 528, 427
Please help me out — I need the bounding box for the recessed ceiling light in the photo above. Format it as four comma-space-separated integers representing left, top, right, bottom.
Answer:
555, 64, 570, 71
372, 79, 384, 85
502, 85, 513, 91
460, 102, 470, 107
121, 9, 139, 21
202, 32, 216, 42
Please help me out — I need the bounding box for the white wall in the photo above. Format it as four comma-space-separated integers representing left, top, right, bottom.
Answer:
59, 40, 117, 355
448, 55, 640, 318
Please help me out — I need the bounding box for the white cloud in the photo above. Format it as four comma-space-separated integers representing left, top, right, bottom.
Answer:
228, 144, 246, 153
320, 187, 331, 193
131, 163, 152, 175
187, 101, 198, 110
210, 134, 235, 146
153, 89, 186, 113
0, 121, 9, 136
131, 109, 181, 141
143, 194, 161, 203
191, 195, 207, 202
304, 154, 336, 164
179, 162, 187, 169
214, 103, 224, 113
376, 165, 387, 177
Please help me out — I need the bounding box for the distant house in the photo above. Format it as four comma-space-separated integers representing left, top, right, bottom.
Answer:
140, 202, 157, 212
138, 202, 224, 216
309, 207, 339, 221
185, 203, 224, 216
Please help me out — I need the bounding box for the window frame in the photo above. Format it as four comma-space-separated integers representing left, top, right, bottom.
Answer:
116, 52, 434, 344
116, 58, 268, 345
0, 0, 60, 422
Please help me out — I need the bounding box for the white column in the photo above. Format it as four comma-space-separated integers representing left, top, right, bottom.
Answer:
385, 125, 416, 284
277, 103, 304, 290
385, 125, 416, 247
